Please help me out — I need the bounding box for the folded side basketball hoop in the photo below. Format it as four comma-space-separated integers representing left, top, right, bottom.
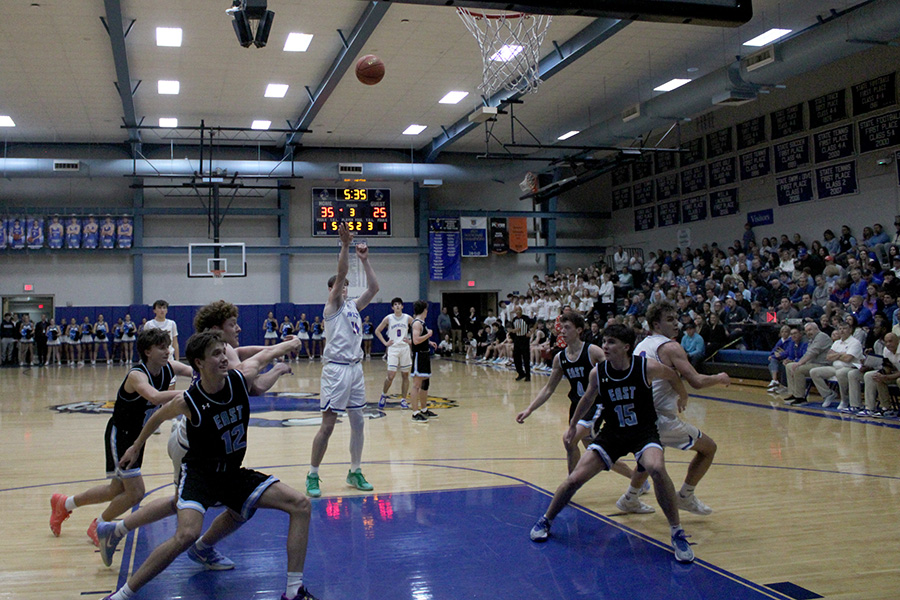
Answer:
457, 8, 552, 97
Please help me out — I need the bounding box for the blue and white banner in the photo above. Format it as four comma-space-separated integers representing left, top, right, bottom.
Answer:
429, 218, 461, 281
460, 217, 488, 257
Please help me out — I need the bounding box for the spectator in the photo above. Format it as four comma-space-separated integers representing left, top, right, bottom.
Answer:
701, 312, 728, 357
783, 323, 834, 405
797, 293, 824, 322
2, 312, 18, 365
680, 321, 706, 370
450, 306, 464, 352
851, 332, 900, 416
775, 297, 799, 323
809, 321, 864, 409
437, 306, 452, 344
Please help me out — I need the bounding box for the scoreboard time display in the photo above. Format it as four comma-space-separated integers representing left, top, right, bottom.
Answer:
312, 188, 392, 236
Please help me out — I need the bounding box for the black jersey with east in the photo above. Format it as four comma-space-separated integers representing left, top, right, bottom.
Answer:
411, 319, 430, 353
558, 342, 597, 405
183, 369, 250, 472
591, 355, 658, 439
112, 362, 174, 436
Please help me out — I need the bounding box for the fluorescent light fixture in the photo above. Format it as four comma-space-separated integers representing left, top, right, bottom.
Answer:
654, 78, 692, 92
159, 117, 178, 128
743, 28, 792, 47
0, 116, 15, 127
557, 130, 579, 141
156, 27, 183, 47
157, 80, 180, 95
403, 124, 427, 135
490, 44, 523, 62
439, 91, 469, 104
283, 32, 313, 52
251, 120, 271, 130
265, 83, 289, 98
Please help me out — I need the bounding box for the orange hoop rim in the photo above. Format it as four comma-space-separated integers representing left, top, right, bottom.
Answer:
211, 269, 225, 278
457, 7, 530, 19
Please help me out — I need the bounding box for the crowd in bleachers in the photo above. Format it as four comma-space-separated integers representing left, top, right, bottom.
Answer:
478, 217, 900, 413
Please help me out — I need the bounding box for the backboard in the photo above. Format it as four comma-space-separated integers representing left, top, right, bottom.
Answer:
375, 0, 753, 27
187, 243, 247, 278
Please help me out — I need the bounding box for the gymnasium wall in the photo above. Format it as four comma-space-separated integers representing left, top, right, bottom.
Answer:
590, 44, 900, 253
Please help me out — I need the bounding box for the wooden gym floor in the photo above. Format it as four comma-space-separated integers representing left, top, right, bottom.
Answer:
2, 356, 898, 599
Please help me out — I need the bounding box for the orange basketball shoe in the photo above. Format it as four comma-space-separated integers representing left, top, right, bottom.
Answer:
49, 493, 71, 537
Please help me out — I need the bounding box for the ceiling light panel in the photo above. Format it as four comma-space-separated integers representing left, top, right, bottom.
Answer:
558, 130, 579, 141
403, 124, 427, 135
159, 117, 178, 128
654, 78, 691, 92
490, 45, 523, 62
157, 80, 180, 95
439, 91, 469, 104
743, 29, 792, 46
0, 116, 15, 127
156, 27, 183, 47
283, 33, 313, 52
251, 120, 271, 130
265, 84, 289, 98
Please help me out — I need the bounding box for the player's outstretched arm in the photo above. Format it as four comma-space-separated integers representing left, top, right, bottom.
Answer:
239, 338, 301, 380
119, 396, 189, 468
125, 370, 184, 406
355, 241, 379, 311
660, 342, 730, 389
516, 355, 564, 423
325, 224, 352, 317
169, 359, 193, 378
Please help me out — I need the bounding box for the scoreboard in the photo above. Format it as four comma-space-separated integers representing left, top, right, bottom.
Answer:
312, 187, 391, 236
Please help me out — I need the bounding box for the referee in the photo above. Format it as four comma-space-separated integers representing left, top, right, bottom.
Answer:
512, 307, 532, 382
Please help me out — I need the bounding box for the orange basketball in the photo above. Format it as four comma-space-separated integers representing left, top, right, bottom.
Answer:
356, 54, 385, 85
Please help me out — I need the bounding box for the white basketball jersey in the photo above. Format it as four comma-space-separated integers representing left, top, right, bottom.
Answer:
323, 299, 363, 363
386, 313, 411, 347
633, 333, 679, 420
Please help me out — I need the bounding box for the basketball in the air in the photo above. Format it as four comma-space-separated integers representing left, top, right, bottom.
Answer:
356, 54, 385, 85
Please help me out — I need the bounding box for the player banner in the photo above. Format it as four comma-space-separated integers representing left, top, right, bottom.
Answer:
508, 217, 528, 253
490, 218, 508, 254
461, 217, 488, 257
429, 218, 461, 281
26, 217, 45, 249
8, 216, 26, 250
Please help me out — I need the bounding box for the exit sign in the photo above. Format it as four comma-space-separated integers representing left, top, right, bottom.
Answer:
23, 284, 33, 292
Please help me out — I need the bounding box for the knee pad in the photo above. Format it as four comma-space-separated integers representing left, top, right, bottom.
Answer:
422, 378, 430, 391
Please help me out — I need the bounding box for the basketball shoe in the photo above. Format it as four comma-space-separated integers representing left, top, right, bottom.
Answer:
49, 493, 71, 537
306, 473, 321, 498
87, 518, 99, 547
187, 544, 235, 570
346, 470, 374, 491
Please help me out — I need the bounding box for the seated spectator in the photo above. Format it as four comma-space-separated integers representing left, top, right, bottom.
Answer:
438, 335, 452, 357
702, 312, 728, 357
767, 326, 803, 390
680, 321, 706, 370
847, 294, 874, 328
809, 321, 864, 409
812, 274, 831, 307
776, 297, 799, 323
797, 293, 824, 322
850, 332, 900, 416
783, 323, 834, 405
465, 331, 477, 360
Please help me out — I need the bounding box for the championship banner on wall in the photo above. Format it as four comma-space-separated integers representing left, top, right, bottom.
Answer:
490, 217, 508, 254
461, 217, 488, 257
508, 217, 528, 253
429, 218, 461, 281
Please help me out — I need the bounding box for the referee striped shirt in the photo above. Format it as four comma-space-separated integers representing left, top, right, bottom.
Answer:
512, 316, 529, 338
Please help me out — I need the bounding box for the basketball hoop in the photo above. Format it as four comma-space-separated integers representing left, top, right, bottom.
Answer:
457, 7, 552, 97
519, 171, 539, 194
212, 269, 225, 286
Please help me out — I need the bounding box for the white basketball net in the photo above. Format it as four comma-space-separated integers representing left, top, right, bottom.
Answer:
457, 8, 552, 97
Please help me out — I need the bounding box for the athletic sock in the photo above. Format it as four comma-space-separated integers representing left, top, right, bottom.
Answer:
194, 538, 211, 552
65, 496, 77, 511
110, 584, 135, 600
309, 466, 319, 475
679, 483, 696, 498
624, 486, 642, 502
115, 520, 129, 538
286, 571, 304, 599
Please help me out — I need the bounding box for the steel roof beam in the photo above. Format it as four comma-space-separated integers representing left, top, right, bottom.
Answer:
282, 1, 390, 154
422, 17, 629, 162
101, 0, 141, 150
